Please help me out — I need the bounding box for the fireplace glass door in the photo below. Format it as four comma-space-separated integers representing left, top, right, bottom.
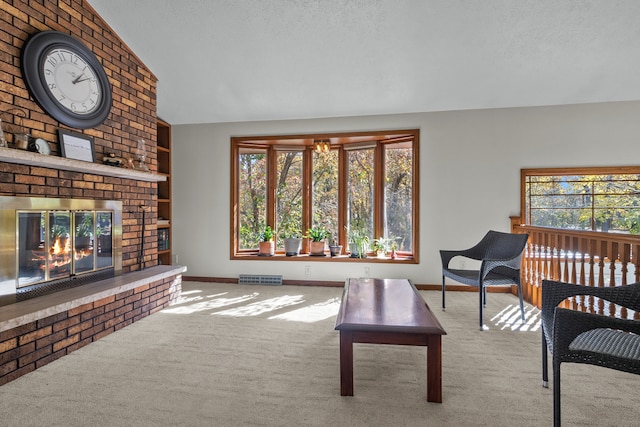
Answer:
17, 209, 113, 288
48, 211, 72, 280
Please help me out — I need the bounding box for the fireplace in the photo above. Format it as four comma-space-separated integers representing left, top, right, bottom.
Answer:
0, 196, 122, 306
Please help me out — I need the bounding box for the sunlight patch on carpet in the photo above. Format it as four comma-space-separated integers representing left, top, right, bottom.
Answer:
162, 292, 260, 314
213, 295, 305, 317
269, 297, 341, 322
490, 304, 541, 332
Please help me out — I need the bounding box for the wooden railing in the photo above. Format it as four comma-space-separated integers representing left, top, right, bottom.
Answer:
510, 217, 640, 318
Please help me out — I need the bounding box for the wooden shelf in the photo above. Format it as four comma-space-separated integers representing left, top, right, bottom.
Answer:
0, 147, 166, 182
157, 119, 172, 265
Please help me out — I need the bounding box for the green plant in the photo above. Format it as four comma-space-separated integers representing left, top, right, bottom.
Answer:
76, 214, 94, 237
347, 226, 370, 258
280, 224, 302, 239
371, 237, 388, 253
259, 225, 274, 242
304, 226, 328, 242
50, 224, 69, 240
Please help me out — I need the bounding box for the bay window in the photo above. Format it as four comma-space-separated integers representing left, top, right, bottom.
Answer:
231, 130, 419, 261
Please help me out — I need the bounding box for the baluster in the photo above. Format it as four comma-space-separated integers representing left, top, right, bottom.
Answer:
634, 243, 640, 283
526, 241, 533, 290
579, 238, 586, 285
597, 240, 606, 315
619, 244, 631, 319
587, 239, 596, 313
588, 239, 596, 287
577, 238, 587, 311
609, 242, 618, 317
621, 243, 630, 286
544, 244, 551, 283
552, 234, 561, 281
536, 242, 543, 286
570, 237, 577, 285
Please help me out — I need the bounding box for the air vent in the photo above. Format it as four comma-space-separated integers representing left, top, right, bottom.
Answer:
238, 274, 283, 286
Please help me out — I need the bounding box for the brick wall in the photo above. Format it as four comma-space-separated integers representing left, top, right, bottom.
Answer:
0, 272, 182, 385
0, 0, 160, 270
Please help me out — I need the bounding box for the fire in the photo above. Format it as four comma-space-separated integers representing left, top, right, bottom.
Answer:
50, 237, 70, 255
49, 237, 72, 268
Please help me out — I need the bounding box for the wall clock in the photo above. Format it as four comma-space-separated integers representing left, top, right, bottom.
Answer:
21, 31, 112, 129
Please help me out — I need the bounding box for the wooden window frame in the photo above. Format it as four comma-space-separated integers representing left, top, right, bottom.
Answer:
521, 166, 640, 233
230, 129, 420, 263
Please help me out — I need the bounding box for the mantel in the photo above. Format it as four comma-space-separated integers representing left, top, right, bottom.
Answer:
0, 147, 166, 182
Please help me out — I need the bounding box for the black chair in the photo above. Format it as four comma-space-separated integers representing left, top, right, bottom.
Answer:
541, 279, 640, 426
440, 230, 529, 330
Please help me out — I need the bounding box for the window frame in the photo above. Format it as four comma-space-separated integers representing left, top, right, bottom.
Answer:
521, 166, 640, 233
230, 129, 420, 262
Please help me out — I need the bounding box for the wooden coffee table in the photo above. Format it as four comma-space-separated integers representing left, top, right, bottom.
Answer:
334, 278, 447, 402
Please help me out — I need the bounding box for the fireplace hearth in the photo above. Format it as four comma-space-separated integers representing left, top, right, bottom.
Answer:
0, 196, 122, 306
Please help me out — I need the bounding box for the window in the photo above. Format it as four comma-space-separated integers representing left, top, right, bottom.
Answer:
231, 130, 419, 261
237, 147, 267, 251
522, 167, 640, 234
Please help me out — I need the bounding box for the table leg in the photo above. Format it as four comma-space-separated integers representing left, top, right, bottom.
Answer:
339, 331, 354, 396
426, 334, 442, 403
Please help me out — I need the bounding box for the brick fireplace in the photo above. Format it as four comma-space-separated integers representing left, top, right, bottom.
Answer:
0, 2, 185, 385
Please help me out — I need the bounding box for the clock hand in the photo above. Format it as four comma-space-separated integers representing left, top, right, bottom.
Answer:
72, 73, 87, 84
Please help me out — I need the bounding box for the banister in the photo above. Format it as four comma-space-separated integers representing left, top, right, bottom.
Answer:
510, 221, 640, 320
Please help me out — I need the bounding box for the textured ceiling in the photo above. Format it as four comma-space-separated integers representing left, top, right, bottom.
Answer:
88, 0, 640, 125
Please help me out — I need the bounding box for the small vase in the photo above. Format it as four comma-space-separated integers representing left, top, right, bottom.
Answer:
329, 245, 343, 257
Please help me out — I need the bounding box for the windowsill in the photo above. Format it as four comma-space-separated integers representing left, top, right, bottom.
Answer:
231, 253, 417, 263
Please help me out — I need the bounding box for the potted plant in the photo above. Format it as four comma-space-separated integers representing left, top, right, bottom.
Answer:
305, 226, 328, 256
75, 214, 93, 250
371, 237, 388, 259
347, 227, 369, 259
50, 224, 70, 248
329, 237, 343, 257
258, 225, 275, 256
281, 227, 303, 256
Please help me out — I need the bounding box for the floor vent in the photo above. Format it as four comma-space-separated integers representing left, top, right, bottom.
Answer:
238, 274, 283, 286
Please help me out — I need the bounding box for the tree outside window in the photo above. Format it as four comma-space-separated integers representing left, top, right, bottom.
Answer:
523, 168, 640, 234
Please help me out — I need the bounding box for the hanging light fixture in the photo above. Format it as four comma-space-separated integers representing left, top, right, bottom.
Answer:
314, 138, 331, 153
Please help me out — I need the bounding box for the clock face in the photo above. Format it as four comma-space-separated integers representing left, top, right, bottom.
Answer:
21, 31, 112, 129
42, 47, 102, 115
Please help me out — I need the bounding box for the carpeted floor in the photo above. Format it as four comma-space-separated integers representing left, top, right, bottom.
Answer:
0, 281, 637, 426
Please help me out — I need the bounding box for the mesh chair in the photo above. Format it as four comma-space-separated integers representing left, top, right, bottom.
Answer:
541, 279, 640, 426
440, 230, 529, 330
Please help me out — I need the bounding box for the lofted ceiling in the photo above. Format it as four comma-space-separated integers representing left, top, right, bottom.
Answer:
87, 0, 640, 125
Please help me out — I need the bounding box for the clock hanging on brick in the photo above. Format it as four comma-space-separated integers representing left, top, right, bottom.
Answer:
21, 31, 112, 129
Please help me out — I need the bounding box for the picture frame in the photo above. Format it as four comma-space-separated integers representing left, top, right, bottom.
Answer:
58, 130, 95, 163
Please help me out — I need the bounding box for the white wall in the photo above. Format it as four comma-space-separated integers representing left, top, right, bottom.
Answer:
171, 101, 640, 285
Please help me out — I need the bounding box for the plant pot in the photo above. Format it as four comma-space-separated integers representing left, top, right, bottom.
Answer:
98, 234, 112, 254
284, 238, 302, 256
75, 235, 91, 251
349, 242, 367, 258
329, 245, 343, 257
309, 241, 326, 256
259, 241, 274, 256
349, 242, 360, 258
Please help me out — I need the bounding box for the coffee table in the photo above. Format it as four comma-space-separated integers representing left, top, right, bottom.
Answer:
334, 278, 447, 402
